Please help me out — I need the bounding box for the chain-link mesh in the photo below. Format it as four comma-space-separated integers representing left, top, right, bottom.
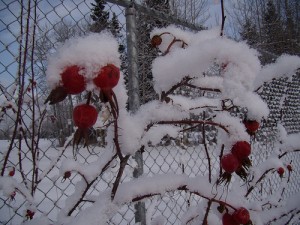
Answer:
0, 0, 300, 225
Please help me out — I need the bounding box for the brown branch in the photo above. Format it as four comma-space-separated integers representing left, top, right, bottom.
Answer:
245, 169, 273, 197
86, 91, 92, 105
131, 185, 236, 211
147, 120, 229, 134
1, 0, 30, 176
162, 37, 188, 56
266, 208, 300, 225
30, 0, 38, 196
185, 83, 221, 93
220, 0, 226, 36
18, 134, 29, 189
111, 155, 130, 201
219, 144, 225, 177
202, 112, 211, 183
161, 76, 192, 102
202, 200, 212, 225
36, 143, 68, 185
279, 149, 300, 158
67, 153, 117, 216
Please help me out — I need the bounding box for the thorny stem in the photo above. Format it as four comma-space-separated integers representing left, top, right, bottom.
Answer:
202, 200, 212, 225
245, 169, 273, 197
86, 91, 92, 105
18, 134, 29, 189
219, 144, 225, 178
157, 32, 188, 56
111, 155, 130, 201
147, 120, 229, 134
1, 0, 30, 176
30, 0, 38, 196
202, 112, 212, 183
33, 110, 47, 190
185, 83, 221, 93
220, 0, 226, 37
67, 153, 117, 216
279, 149, 300, 158
161, 76, 192, 102
131, 185, 236, 211
162, 37, 187, 56
266, 208, 300, 225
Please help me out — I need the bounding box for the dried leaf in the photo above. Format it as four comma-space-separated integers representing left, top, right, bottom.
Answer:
44, 86, 68, 105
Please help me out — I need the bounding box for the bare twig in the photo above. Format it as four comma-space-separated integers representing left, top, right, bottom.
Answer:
162, 37, 188, 56
161, 76, 192, 102
202, 112, 211, 183
131, 185, 236, 211
202, 200, 212, 225
147, 120, 229, 134
219, 144, 225, 177
245, 169, 273, 197
279, 149, 300, 158
18, 134, 29, 189
1, 0, 30, 176
111, 155, 130, 200
220, 0, 226, 36
185, 83, 221, 93
67, 153, 117, 216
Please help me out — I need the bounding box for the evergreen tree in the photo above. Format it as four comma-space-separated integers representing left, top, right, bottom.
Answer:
260, 0, 285, 63
90, 0, 110, 33
283, 0, 300, 55
109, 13, 120, 37
110, 12, 127, 87
235, 0, 299, 64
240, 18, 259, 47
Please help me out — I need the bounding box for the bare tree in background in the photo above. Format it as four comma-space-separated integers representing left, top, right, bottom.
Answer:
229, 0, 300, 63
170, 0, 209, 25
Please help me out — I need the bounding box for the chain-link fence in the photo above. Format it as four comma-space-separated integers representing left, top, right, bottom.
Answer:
0, 0, 300, 224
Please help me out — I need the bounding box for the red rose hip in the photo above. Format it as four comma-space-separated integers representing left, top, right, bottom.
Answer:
243, 120, 260, 134
277, 167, 284, 178
61, 65, 86, 94
73, 104, 98, 129
221, 153, 239, 173
151, 35, 162, 47
233, 207, 250, 224
222, 213, 239, 225
231, 141, 251, 161
93, 64, 120, 90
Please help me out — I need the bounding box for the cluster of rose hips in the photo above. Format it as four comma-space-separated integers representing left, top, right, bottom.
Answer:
45, 64, 120, 147
220, 141, 251, 183
222, 207, 252, 225
277, 164, 292, 178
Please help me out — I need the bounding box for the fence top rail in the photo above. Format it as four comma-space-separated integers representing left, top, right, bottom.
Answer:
106, 0, 204, 31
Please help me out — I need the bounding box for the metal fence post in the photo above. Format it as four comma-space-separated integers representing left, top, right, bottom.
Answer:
126, 3, 146, 225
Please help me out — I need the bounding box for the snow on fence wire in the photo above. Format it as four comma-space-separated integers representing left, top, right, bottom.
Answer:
0, 0, 300, 225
